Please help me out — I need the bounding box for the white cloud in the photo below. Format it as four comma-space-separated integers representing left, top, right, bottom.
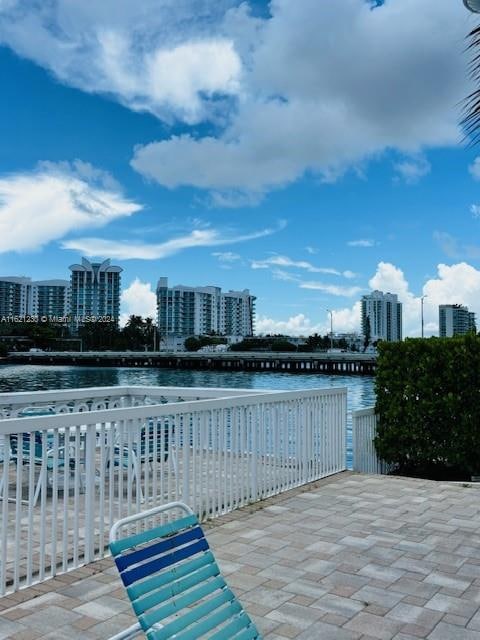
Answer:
62, 220, 286, 260
469, 157, 480, 181
256, 314, 323, 337
251, 255, 340, 275
393, 155, 431, 184
212, 251, 241, 262
256, 303, 362, 337
367, 261, 480, 337
120, 278, 157, 326
250, 254, 356, 279
305, 246, 318, 255
471, 204, 480, 219
0, 161, 141, 253
347, 239, 375, 247
299, 281, 363, 297
258, 261, 480, 339
131, 0, 467, 202
0, 1, 241, 123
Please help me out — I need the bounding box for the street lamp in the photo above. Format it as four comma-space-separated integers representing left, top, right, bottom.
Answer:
464, 0, 480, 12
326, 309, 334, 350
421, 295, 428, 339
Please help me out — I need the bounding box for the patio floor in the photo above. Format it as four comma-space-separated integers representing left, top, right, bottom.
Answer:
1, 472, 480, 640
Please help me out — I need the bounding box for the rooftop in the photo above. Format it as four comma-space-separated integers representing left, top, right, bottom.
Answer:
1, 472, 480, 640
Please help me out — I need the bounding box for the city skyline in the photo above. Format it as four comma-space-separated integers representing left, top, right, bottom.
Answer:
1, 0, 479, 338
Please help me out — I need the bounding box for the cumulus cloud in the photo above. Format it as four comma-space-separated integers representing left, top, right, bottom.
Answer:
120, 278, 157, 326
393, 155, 431, 184
367, 261, 480, 337
131, 0, 467, 202
62, 220, 286, 260
256, 314, 323, 337
0, 1, 241, 123
0, 161, 141, 253
260, 261, 480, 339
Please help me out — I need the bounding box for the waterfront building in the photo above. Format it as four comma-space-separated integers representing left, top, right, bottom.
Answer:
30, 280, 70, 318
69, 258, 122, 328
361, 290, 402, 342
0, 277, 30, 316
157, 277, 255, 347
220, 290, 256, 337
439, 304, 476, 337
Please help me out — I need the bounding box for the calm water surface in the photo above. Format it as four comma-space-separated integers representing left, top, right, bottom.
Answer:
0, 365, 376, 467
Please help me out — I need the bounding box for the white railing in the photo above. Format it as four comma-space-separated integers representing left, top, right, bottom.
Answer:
352, 407, 393, 474
0, 385, 347, 595
0, 385, 267, 417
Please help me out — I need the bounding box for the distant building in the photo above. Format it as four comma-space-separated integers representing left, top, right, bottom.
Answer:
157, 278, 255, 347
69, 258, 122, 327
0, 277, 70, 318
0, 277, 30, 316
361, 290, 402, 343
30, 280, 70, 318
439, 304, 476, 337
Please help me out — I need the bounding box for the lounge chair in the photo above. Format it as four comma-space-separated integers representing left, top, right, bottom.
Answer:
108, 501, 262, 640
108, 418, 176, 502
3, 407, 80, 505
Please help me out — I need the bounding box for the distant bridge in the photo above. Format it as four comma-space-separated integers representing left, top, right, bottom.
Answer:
4, 351, 377, 375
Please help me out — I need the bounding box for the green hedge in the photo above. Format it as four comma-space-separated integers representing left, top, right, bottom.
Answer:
374, 335, 480, 477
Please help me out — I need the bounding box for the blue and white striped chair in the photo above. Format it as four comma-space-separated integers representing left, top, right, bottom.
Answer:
108, 502, 262, 640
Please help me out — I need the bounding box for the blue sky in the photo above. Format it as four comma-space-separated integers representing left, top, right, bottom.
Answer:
0, 0, 479, 336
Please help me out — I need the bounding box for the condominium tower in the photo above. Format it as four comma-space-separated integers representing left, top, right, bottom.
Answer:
361, 290, 402, 342
69, 258, 122, 326
439, 304, 476, 337
157, 278, 255, 344
0, 277, 70, 317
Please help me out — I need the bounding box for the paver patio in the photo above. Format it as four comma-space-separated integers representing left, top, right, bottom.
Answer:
1, 472, 480, 640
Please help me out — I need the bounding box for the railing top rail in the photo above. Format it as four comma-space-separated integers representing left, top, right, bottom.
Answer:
0, 385, 268, 404
0, 386, 347, 435
352, 406, 376, 418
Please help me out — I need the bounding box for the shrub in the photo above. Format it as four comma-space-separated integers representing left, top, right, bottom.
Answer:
374, 335, 480, 478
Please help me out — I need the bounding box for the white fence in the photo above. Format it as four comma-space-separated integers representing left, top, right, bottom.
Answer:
352, 407, 393, 474
0, 385, 347, 594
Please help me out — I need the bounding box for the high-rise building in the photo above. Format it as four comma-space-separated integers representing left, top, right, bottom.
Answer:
0, 277, 70, 318
69, 258, 122, 327
439, 304, 476, 337
0, 277, 30, 316
361, 290, 402, 343
30, 280, 70, 318
157, 278, 255, 347
220, 290, 256, 337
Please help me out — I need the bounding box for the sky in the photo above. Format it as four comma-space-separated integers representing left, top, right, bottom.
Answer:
0, 0, 480, 336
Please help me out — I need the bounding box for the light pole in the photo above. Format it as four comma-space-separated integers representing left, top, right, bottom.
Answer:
421, 295, 428, 339
326, 309, 334, 350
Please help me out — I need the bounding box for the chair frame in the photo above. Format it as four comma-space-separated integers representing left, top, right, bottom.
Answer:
108, 502, 262, 640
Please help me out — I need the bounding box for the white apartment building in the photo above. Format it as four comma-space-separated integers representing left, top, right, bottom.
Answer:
30, 280, 70, 318
439, 304, 476, 337
361, 290, 402, 343
157, 278, 255, 345
69, 258, 122, 327
0, 277, 31, 316
0, 277, 70, 318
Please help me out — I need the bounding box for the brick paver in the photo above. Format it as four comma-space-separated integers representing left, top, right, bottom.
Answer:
1, 473, 480, 639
